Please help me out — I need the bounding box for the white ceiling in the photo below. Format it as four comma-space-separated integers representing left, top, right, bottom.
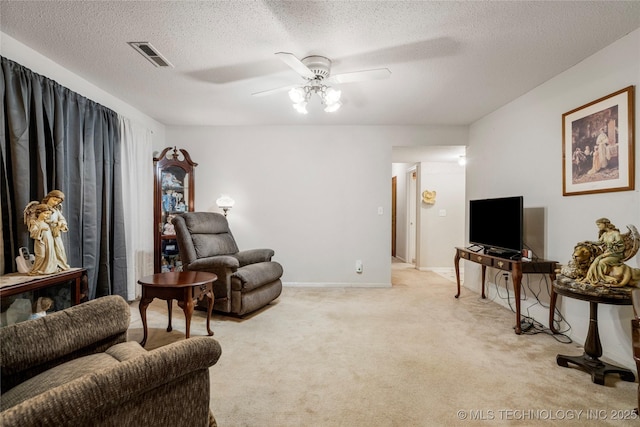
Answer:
1, 1, 639, 129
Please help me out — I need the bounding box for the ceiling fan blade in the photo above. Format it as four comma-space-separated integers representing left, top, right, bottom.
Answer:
251, 83, 297, 97
275, 52, 316, 79
325, 68, 391, 85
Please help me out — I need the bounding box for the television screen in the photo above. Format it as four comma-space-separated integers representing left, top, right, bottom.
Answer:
469, 196, 523, 256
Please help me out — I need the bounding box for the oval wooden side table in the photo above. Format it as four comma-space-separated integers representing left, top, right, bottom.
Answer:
137, 271, 216, 347
550, 275, 635, 385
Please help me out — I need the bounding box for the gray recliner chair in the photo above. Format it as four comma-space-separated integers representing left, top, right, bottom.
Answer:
173, 212, 283, 316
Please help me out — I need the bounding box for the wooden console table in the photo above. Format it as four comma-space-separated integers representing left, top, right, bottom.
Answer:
454, 247, 557, 334
0, 268, 88, 308
550, 276, 636, 385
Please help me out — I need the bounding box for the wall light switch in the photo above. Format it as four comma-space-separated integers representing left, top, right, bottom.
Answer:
438, 209, 447, 217
355, 260, 363, 273
377, 207, 384, 215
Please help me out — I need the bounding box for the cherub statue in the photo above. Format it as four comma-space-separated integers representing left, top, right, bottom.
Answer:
560, 218, 640, 287
42, 190, 71, 270
23, 203, 59, 275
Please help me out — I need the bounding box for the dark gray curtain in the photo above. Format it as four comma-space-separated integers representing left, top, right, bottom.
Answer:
1, 56, 127, 300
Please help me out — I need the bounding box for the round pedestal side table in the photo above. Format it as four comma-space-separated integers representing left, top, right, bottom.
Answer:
137, 271, 216, 347
550, 275, 635, 385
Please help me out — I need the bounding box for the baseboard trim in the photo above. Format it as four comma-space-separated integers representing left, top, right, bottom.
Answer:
426, 267, 460, 274
283, 282, 391, 288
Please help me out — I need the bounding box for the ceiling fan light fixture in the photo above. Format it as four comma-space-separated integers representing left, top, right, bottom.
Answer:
323, 87, 341, 105
253, 52, 391, 114
288, 87, 307, 104
288, 84, 342, 114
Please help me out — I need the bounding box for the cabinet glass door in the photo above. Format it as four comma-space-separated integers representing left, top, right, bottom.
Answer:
153, 148, 197, 273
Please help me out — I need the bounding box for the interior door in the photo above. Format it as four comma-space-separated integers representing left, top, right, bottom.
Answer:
391, 176, 397, 257
408, 168, 417, 264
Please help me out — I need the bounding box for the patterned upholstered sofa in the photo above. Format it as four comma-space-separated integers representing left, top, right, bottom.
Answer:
0, 295, 221, 426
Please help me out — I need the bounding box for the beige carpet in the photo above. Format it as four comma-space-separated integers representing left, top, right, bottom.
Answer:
127, 262, 638, 426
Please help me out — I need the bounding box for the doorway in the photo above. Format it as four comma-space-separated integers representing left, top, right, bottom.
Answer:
390, 162, 420, 265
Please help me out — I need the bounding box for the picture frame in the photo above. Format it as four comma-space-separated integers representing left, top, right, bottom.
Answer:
562, 86, 635, 196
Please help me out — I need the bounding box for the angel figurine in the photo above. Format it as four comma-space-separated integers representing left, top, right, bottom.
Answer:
561, 218, 640, 287
23, 203, 59, 275
42, 190, 70, 270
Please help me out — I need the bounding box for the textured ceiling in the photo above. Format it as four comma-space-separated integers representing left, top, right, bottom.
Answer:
1, 1, 639, 128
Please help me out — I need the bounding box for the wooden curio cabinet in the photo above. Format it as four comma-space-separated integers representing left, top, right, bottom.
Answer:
153, 147, 197, 273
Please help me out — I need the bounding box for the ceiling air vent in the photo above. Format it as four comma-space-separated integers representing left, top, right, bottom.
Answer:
128, 42, 174, 68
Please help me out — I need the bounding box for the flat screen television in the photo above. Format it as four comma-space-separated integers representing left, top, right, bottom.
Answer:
469, 196, 523, 257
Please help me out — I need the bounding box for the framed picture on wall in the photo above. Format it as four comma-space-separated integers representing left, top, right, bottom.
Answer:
562, 85, 635, 196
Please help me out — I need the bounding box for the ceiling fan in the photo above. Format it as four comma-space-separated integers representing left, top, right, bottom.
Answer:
252, 52, 391, 113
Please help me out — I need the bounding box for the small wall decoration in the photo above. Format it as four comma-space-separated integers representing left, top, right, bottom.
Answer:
422, 190, 436, 204
562, 86, 635, 196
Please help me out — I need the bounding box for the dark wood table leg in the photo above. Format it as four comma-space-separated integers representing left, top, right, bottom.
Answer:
512, 264, 523, 334
584, 301, 602, 358
454, 251, 461, 298
139, 295, 154, 347
79, 271, 89, 303
549, 286, 559, 334
557, 301, 635, 384
205, 285, 214, 336
481, 265, 487, 299
73, 276, 81, 305
166, 299, 173, 332
177, 289, 194, 340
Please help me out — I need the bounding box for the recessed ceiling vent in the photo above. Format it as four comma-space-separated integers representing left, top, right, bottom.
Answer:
128, 42, 174, 68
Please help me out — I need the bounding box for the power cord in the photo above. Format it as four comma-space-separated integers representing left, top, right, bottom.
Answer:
482, 267, 573, 343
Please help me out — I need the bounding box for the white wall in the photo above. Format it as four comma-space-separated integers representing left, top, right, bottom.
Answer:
420, 161, 466, 268
163, 126, 468, 287
466, 28, 640, 369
